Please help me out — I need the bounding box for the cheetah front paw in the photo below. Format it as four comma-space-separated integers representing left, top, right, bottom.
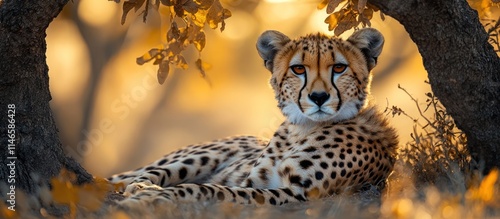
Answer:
124, 181, 163, 196
118, 188, 177, 209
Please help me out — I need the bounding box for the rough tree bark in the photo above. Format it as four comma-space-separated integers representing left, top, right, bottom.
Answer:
369, 0, 500, 173
0, 0, 92, 195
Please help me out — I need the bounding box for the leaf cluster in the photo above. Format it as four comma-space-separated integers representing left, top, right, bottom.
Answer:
385, 84, 471, 187
317, 0, 383, 36
116, 0, 231, 84
484, 19, 500, 54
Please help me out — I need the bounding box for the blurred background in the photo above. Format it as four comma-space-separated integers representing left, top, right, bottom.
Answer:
45, 0, 494, 178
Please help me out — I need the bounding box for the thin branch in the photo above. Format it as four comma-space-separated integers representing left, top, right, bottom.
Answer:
397, 84, 437, 130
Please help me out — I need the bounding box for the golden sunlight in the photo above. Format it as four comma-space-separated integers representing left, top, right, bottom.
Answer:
217, 10, 258, 41
78, 0, 119, 27
46, 18, 91, 156
308, 9, 332, 33
51, 0, 432, 177
47, 20, 90, 97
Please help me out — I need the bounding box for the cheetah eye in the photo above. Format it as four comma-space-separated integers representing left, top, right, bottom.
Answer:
332, 64, 347, 74
290, 65, 306, 75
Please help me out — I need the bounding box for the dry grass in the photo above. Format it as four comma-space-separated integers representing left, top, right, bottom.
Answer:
381, 84, 500, 219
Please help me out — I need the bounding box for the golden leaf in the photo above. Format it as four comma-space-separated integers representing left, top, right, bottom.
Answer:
183, 0, 199, 14
357, 0, 367, 13
153, 56, 163, 65
51, 179, 78, 205
363, 7, 373, 19
359, 7, 373, 27
158, 60, 170, 84
176, 27, 190, 44
317, 0, 329, 10
334, 10, 358, 36
173, 2, 185, 17
193, 9, 208, 27
195, 58, 211, 77
167, 22, 180, 42
167, 42, 183, 57
324, 13, 339, 31
206, 0, 231, 31
176, 55, 189, 70
221, 9, 231, 31
121, 1, 136, 24
196, 0, 215, 10
120, 0, 147, 24
50, 170, 113, 216
327, 0, 345, 14
477, 169, 498, 203
137, 48, 161, 65
193, 31, 206, 51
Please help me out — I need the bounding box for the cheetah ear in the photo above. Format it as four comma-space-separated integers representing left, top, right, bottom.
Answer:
256, 30, 291, 72
347, 28, 384, 71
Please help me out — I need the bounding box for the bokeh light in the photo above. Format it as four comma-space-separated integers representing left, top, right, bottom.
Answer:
78, 0, 119, 27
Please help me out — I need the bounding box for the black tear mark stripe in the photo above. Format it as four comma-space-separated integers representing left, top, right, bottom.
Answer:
329, 49, 343, 111
297, 53, 307, 113
330, 52, 342, 112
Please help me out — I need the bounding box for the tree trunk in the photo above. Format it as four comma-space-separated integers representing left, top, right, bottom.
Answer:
369, 0, 500, 173
0, 0, 92, 196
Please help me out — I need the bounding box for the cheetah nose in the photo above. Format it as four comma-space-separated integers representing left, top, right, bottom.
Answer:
308, 92, 330, 106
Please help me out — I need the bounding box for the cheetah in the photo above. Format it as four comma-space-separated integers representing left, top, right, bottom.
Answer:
108, 28, 398, 206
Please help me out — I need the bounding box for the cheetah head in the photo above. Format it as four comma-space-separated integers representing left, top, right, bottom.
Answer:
256, 28, 384, 125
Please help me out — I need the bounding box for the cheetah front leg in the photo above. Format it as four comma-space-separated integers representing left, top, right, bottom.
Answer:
107, 136, 266, 194
120, 183, 308, 207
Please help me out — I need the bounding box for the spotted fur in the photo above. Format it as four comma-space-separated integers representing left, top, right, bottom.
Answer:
108, 28, 398, 207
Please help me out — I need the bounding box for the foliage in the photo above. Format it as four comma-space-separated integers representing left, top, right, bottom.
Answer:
381, 84, 500, 218
114, 0, 231, 84
318, 0, 500, 38
113, 0, 500, 84
385, 83, 471, 186
484, 19, 500, 54
317, 0, 383, 36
